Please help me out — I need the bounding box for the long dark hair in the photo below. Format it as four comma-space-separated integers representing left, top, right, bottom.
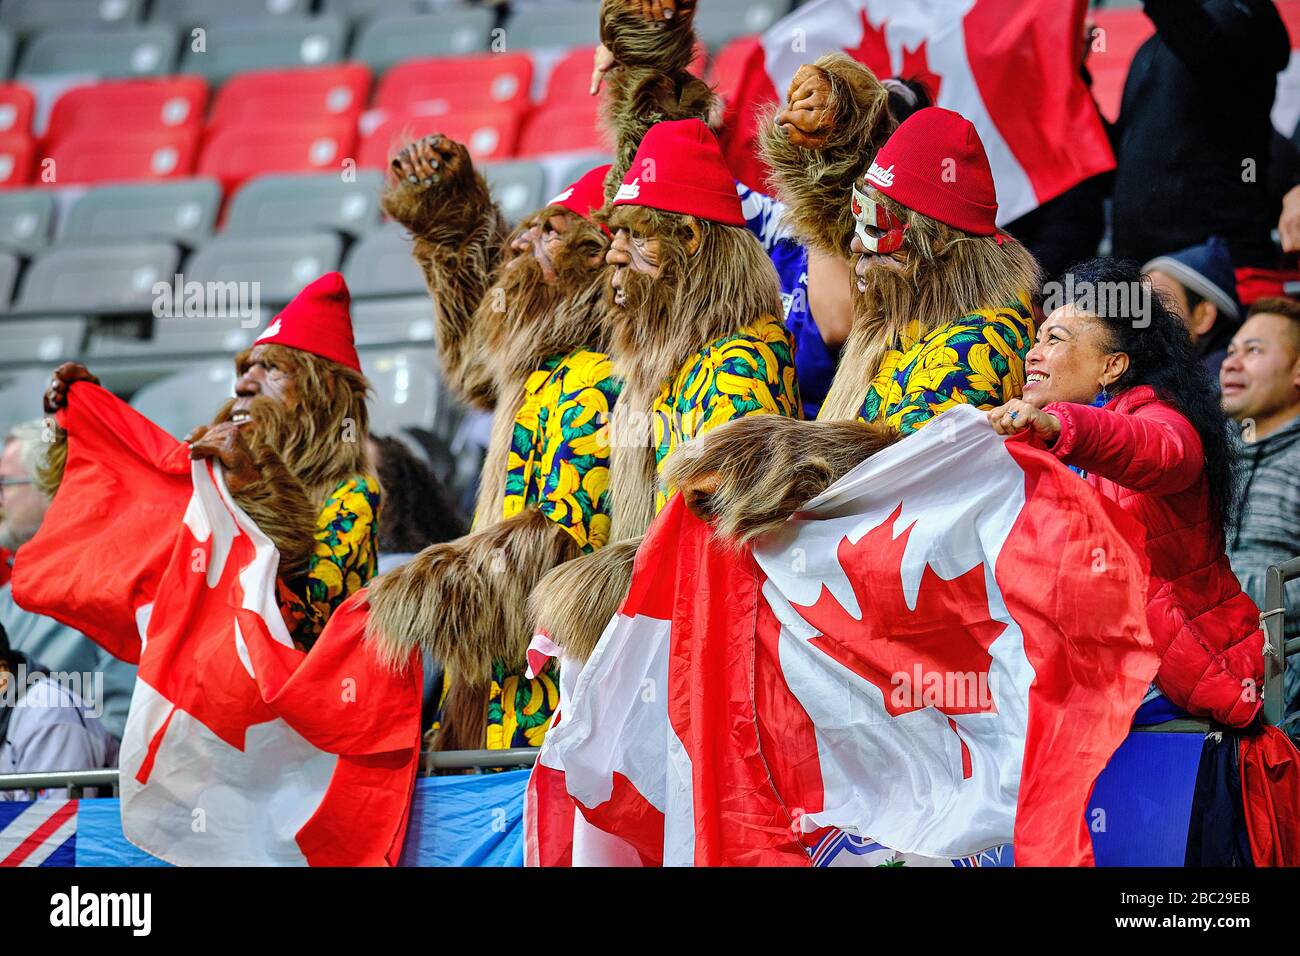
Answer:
370, 434, 466, 554
1059, 257, 1240, 537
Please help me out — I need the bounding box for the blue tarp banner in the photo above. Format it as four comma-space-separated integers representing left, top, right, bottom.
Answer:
2, 734, 1204, 866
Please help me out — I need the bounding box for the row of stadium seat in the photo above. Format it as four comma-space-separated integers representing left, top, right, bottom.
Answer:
0, 0, 788, 80
0, 36, 748, 188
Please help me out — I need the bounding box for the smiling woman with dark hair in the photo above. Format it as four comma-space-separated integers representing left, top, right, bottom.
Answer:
988, 257, 1263, 728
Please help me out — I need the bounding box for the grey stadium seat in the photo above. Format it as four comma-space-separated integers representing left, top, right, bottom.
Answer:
223, 170, 384, 237
16, 242, 179, 312
62, 178, 221, 247
342, 223, 424, 297
693, 0, 790, 46
552, 152, 612, 197
0, 190, 54, 256
0, 369, 57, 435
351, 295, 435, 346
18, 25, 178, 79
178, 15, 346, 82
0, 317, 86, 365
362, 348, 443, 437
503, 3, 599, 50
0, 27, 13, 78
320, 0, 424, 22
185, 232, 343, 304
0, 0, 144, 36
129, 361, 238, 440
352, 10, 493, 71
484, 159, 546, 223
149, 0, 309, 28
0, 250, 19, 309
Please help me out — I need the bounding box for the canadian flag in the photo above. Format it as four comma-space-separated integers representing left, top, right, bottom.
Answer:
526, 405, 1159, 866
11, 384, 422, 866
720, 0, 1115, 225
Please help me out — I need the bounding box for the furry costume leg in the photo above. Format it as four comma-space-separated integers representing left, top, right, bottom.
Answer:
365, 507, 581, 680
380, 137, 508, 410
529, 536, 641, 665
757, 53, 895, 257
661, 416, 899, 545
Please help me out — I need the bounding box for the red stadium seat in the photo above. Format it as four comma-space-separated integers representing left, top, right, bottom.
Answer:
39, 127, 199, 186
0, 133, 34, 189
709, 36, 761, 107
0, 84, 34, 138
208, 63, 372, 132
199, 117, 357, 193
44, 77, 207, 148
1087, 10, 1154, 123
373, 52, 533, 118
360, 109, 520, 167
517, 101, 608, 157
543, 47, 599, 105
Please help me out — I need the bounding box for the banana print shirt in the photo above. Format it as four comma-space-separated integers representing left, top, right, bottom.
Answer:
857, 296, 1035, 434
652, 314, 802, 512
502, 348, 621, 554
277, 475, 380, 651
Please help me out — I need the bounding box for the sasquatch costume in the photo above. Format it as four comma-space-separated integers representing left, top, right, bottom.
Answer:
39, 272, 379, 650
369, 160, 620, 751
530, 118, 803, 665
666, 107, 1042, 544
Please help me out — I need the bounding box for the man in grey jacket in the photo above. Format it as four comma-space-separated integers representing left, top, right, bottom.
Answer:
0, 419, 135, 740
1221, 298, 1300, 713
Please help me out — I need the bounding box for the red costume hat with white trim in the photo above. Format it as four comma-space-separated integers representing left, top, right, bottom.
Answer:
254, 271, 361, 373
610, 119, 744, 227
547, 163, 611, 220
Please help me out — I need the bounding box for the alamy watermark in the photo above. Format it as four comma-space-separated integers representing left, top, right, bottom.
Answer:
152, 273, 262, 328
0, 663, 104, 719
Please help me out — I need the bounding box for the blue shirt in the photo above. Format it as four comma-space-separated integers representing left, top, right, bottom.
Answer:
736, 181, 836, 418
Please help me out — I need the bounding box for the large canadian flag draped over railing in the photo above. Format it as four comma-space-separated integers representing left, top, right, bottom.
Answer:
721, 0, 1116, 225
11, 384, 422, 867
526, 406, 1160, 867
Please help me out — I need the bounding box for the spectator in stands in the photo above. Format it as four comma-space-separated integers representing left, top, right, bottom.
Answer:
1143, 237, 1243, 382
1110, 0, 1290, 271
366, 434, 466, 573
0, 419, 134, 741
43, 273, 378, 653
0, 620, 118, 799
988, 257, 1262, 728
1220, 297, 1300, 711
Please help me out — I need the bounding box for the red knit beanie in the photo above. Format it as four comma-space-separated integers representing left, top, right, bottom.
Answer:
547, 163, 611, 220
611, 119, 744, 227
865, 107, 998, 236
254, 271, 361, 373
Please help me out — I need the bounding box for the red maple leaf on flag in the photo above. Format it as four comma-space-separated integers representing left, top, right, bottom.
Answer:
790, 505, 1005, 720
843, 7, 893, 78
899, 39, 942, 103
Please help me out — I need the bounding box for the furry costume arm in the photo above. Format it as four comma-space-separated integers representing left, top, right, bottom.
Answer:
380, 135, 509, 410
661, 416, 899, 545
758, 54, 894, 257
598, 0, 718, 193
529, 536, 640, 665
365, 507, 582, 681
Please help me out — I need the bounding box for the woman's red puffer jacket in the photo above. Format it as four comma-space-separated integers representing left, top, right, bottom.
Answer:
1044, 385, 1263, 727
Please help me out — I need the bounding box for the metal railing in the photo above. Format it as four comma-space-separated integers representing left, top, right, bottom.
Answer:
1262, 556, 1300, 727
0, 750, 541, 800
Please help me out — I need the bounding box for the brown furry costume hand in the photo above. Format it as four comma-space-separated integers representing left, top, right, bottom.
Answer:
758, 53, 895, 257
380, 134, 508, 410
365, 507, 581, 681
661, 416, 899, 545
598, 0, 717, 195
529, 537, 641, 665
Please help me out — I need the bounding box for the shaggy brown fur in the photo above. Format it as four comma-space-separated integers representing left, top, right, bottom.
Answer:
758, 54, 895, 257
379, 145, 508, 410
599, 203, 785, 541
529, 536, 640, 663
365, 507, 580, 680
662, 416, 899, 546
818, 196, 1043, 422
598, 0, 717, 194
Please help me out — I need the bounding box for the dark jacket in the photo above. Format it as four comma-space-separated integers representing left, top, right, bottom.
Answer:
1111, 0, 1290, 269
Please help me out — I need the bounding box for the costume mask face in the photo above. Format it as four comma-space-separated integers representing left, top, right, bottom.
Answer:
851, 181, 908, 255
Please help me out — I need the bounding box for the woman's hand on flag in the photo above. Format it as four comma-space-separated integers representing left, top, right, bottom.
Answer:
987, 399, 1060, 442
